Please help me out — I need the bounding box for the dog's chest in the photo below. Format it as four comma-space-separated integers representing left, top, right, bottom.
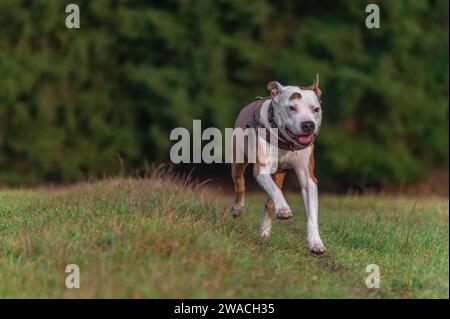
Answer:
277, 146, 312, 169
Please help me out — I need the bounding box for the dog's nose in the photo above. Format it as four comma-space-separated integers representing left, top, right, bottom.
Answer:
301, 121, 315, 134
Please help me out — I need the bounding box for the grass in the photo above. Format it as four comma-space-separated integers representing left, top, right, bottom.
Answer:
0, 175, 448, 298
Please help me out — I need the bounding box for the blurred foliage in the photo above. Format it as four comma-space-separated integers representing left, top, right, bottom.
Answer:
0, 0, 448, 186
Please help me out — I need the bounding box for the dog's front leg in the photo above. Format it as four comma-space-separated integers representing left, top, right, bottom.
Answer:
295, 168, 326, 254
304, 177, 326, 254
260, 171, 286, 238
254, 164, 292, 224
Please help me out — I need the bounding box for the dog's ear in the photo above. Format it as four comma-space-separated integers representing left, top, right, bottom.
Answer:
266, 81, 283, 98
306, 74, 322, 98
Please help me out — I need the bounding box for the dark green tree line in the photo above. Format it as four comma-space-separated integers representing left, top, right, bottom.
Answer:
0, 0, 448, 186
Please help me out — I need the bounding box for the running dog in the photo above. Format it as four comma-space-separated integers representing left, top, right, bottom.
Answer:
230, 75, 325, 254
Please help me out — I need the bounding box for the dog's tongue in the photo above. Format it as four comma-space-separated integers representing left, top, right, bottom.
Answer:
298, 134, 314, 144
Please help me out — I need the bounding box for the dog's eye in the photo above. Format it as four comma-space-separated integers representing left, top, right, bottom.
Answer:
314, 107, 321, 113
288, 106, 297, 111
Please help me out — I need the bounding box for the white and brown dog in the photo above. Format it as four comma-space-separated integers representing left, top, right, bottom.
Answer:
230, 75, 325, 254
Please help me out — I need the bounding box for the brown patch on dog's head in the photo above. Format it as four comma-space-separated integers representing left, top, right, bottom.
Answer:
289, 92, 302, 100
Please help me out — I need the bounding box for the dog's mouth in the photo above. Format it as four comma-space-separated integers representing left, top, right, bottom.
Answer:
285, 128, 316, 145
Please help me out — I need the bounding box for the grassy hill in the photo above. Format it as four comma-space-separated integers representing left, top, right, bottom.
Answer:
0, 175, 448, 298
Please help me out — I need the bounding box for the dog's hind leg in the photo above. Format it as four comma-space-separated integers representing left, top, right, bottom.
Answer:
230, 162, 248, 218
260, 170, 286, 238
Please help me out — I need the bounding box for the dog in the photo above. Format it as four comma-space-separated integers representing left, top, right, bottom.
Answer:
230, 75, 325, 254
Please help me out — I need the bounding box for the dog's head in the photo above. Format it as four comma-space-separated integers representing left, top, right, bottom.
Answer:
267, 75, 322, 147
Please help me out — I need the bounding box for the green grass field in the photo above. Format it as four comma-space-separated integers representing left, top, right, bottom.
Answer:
0, 176, 448, 298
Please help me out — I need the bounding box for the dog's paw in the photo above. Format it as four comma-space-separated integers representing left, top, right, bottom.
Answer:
308, 238, 326, 255
260, 225, 272, 238
276, 206, 292, 220
229, 203, 245, 218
